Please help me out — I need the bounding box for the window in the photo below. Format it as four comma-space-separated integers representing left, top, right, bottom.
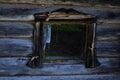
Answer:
44, 23, 86, 59
27, 8, 100, 68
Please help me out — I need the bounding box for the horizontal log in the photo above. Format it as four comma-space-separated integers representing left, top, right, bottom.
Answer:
0, 39, 32, 57
0, 57, 119, 76
0, 0, 120, 8
96, 41, 120, 49
0, 0, 120, 4
97, 36, 120, 41
0, 74, 120, 80
0, 15, 34, 21
97, 48, 120, 57
75, 8, 120, 20
96, 41, 120, 57
0, 4, 119, 21
96, 24, 120, 41
0, 22, 34, 37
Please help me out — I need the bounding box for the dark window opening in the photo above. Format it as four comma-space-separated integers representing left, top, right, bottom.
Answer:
44, 24, 86, 60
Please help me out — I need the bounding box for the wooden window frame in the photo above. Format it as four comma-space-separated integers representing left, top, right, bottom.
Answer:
27, 8, 100, 68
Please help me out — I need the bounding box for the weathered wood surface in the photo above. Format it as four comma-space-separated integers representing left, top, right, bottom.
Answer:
0, 4, 119, 21
0, 0, 120, 7
0, 22, 119, 40
96, 42, 120, 51
0, 39, 32, 57
0, 38, 119, 57
0, 23, 119, 57
0, 39, 119, 57
96, 41, 120, 57
0, 74, 120, 80
0, 22, 34, 38
97, 24, 120, 41
0, 3, 119, 80
75, 8, 120, 20
0, 57, 119, 76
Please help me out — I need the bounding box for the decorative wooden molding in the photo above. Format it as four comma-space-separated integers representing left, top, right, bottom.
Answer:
27, 8, 100, 68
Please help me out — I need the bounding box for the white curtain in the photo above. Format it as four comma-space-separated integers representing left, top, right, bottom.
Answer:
43, 25, 51, 50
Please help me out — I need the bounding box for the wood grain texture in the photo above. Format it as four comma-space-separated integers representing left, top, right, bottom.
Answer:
96, 41, 120, 57
0, 2, 119, 80
97, 24, 120, 41
75, 8, 120, 20
0, 4, 119, 21
0, 57, 119, 76
0, 22, 119, 40
96, 41, 120, 50
0, 39, 32, 57
0, 74, 120, 80
0, 3, 119, 80
0, 0, 119, 8
0, 22, 34, 37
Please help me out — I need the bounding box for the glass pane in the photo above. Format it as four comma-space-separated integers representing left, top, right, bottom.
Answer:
43, 24, 86, 59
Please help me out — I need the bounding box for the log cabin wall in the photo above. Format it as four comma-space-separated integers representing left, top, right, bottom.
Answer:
0, 1, 120, 80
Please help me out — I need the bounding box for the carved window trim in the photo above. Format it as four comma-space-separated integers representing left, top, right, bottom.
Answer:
27, 8, 100, 68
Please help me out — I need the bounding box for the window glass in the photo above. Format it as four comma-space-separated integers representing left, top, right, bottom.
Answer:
43, 24, 86, 60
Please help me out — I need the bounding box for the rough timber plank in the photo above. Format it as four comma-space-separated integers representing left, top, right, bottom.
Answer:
0, 0, 120, 7
97, 24, 120, 41
96, 41, 120, 57
0, 57, 119, 76
0, 74, 120, 80
96, 41, 120, 48
0, 22, 34, 38
0, 39, 32, 57
0, 4, 119, 21
75, 8, 120, 20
